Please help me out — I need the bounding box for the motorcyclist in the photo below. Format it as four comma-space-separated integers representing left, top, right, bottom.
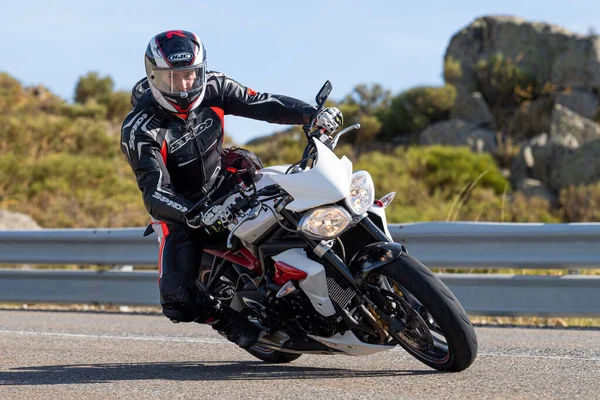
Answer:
120, 30, 343, 349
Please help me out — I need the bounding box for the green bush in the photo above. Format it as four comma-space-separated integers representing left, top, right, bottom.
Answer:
1, 114, 116, 158
59, 101, 108, 120
351, 146, 510, 222
381, 84, 457, 139
444, 56, 463, 83
1, 154, 144, 228
402, 146, 508, 196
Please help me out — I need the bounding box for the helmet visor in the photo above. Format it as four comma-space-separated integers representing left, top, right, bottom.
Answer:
148, 64, 206, 96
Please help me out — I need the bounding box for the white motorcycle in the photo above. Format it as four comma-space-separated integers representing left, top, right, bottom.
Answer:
189, 81, 477, 372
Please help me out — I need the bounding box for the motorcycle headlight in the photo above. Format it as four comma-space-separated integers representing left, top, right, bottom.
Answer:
298, 206, 352, 239
345, 171, 375, 215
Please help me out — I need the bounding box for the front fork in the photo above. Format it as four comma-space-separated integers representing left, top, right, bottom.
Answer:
280, 209, 405, 337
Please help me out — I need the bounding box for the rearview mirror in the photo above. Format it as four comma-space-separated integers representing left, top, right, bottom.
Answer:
315, 81, 332, 106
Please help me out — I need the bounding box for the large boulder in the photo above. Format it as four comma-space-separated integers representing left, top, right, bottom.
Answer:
419, 119, 497, 153
507, 92, 600, 140
554, 89, 599, 120
549, 103, 600, 144
0, 210, 41, 230
551, 139, 600, 190
450, 91, 495, 127
510, 132, 579, 187
507, 97, 554, 139
445, 16, 600, 99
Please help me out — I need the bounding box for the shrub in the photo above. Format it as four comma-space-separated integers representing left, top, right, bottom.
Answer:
402, 146, 509, 196
1, 154, 145, 228
381, 84, 457, 139
506, 193, 560, 223
352, 146, 510, 223
560, 183, 600, 222
444, 56, 463, 83
474, 53, 536, 107
59, 101, 108, 120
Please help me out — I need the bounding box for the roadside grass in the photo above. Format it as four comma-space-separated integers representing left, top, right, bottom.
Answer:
431, 268, 600, 276
470, 316, 600, 328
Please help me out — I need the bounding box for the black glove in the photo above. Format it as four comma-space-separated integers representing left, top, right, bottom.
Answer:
185, 213, 204, 230
221, 147, 263, 186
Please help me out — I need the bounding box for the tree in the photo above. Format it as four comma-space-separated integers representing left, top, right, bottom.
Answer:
105, 90, 132, 122
354, 115, 382, 156
343, 83, 391, 115
74, 72, 114, 105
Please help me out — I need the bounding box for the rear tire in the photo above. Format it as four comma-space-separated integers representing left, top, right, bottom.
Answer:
369, 254, 477, 372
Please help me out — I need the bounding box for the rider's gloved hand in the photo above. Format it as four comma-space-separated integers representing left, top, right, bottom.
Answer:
185, 213, 204, 229
315, 107, 343, 134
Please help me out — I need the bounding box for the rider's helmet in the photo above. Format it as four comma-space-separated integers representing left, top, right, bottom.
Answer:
144, 30, 207, 116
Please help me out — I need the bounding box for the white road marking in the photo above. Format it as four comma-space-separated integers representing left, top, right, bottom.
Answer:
0, 329, 229, 344
476, 351, 600, 362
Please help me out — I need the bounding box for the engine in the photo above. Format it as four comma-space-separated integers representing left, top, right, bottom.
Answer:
269, 289, 338, 337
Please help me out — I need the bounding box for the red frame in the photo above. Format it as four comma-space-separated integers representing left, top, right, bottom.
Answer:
204, 248, 262, 273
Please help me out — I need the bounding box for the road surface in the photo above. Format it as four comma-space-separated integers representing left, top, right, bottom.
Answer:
1, 310, 598, 399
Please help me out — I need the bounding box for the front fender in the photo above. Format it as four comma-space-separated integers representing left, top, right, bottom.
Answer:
349, 242, 407, 284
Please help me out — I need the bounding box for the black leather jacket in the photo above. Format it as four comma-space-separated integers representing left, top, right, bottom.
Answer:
121, 72, 316, 224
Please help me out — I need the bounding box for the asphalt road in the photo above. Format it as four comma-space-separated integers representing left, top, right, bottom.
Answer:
0, 310, 599, 400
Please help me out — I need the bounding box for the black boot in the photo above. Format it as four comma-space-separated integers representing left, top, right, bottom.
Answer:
211, 307, 263, 349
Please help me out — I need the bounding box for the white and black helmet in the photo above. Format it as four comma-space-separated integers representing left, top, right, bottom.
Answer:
144, 30, 207, 116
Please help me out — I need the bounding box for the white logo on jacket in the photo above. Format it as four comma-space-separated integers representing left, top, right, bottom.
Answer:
151, 192, 189, 212
129, 113, 148, 150
169, 118, 213, 153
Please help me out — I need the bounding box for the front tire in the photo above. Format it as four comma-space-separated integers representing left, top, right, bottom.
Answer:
367, 254, 477, 372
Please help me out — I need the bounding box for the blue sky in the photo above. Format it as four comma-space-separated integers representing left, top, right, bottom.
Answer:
2, 0, 599, 144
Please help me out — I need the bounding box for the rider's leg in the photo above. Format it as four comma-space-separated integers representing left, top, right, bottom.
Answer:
158, 222, 262, 348
158, 223, 215, 322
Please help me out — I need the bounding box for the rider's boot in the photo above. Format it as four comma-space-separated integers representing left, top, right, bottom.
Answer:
209, 307, 263, 349
194, 281, 263, 349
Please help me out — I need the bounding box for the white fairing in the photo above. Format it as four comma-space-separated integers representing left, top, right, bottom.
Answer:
308, 331, 393, 356
271, 248, 336, 317
268, 139, 353, 212
226, 140, 354, 244
368, 205, 393, 240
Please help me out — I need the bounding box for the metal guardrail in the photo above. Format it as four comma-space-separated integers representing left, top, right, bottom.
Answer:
1, 222, 600, 316
3, 222, 600, 268
1, 269, 597, 317
388, 222, 600, 269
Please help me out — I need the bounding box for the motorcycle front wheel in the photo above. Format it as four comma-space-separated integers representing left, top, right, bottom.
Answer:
365, 254, 477, 372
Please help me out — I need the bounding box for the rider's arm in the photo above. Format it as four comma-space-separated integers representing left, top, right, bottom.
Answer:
220, 76, 316, 125
121, 110, 193, 224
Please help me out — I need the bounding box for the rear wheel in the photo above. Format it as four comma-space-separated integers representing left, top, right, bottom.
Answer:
365, 254, 477, 372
